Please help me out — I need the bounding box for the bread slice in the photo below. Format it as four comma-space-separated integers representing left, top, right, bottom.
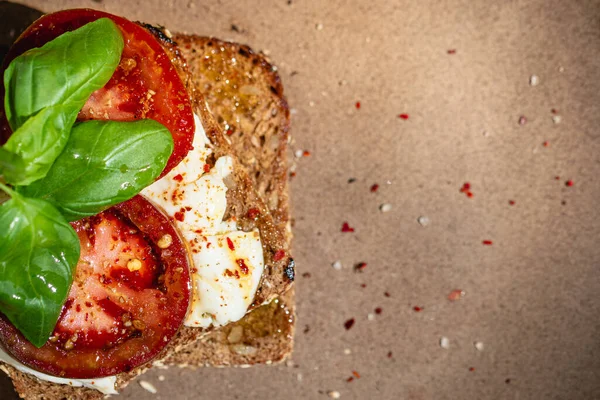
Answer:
1, 25, 294, 400
163, 35, 295, 368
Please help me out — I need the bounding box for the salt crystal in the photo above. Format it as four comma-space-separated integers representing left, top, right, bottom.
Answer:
316, 23, 324, 30
440, 337, 450, 349
474, 341, 484, 351
309, 101, 315, 107
139, 380, 157, 394
529, 75, 539, 86
158, 375, 165, 381
297, 373, 303, 382
379, 203, 392, 213
332, 260, 342, 270
328, 391, 341, 399
367, 313, 375, 321
417, 216, 430, 226
552, 115, 562, 124
343, 348, 352, 355
295, 149, 304, 158
558, 66, 565, 73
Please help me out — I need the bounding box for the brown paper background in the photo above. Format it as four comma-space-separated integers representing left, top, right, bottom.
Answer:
1, 0, 600, 399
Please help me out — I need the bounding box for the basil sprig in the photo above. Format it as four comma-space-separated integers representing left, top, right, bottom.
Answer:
0, 18, 174, 347
0, 184, 79, 347
21, 120, 173, 221
2, 18, 123, 186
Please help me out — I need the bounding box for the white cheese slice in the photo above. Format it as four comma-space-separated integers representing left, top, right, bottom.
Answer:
0, 348, 117, 395
184, 229, 264, 327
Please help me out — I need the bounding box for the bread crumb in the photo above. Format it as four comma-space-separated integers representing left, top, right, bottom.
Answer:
295, 150, 303, 158
379, 203, 392, 213
439, 337, 450, 349
474, 341, 484, 351
328, 391, 341, 399
529, 75, 539, 86
417, 216, 430, 226
139, 380, 157, 394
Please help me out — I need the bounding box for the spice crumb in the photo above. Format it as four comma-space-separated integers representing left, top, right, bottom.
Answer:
469, 367, 476, 372
440, 337, 450, 349
447, 49, 457, 54
139, 380, 157, 394
332, 260, 342, 270
529, 74, 539, 86
447, 289, 465, 301
344, 318, 355, 330
387, 351, 393, 358
347, 177, 356, 183
474, 341, 484, 351
384, 291, 391, 297
417, 216, 430, 226
379, 203, 392, 212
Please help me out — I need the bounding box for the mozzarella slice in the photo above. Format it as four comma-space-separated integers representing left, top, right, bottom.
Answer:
0, 348, 117, 395
185, 229, 264, 327
142, 114, 264, 328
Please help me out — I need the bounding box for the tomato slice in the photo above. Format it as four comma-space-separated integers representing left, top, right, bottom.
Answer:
0, 9, 194, 177
0, 195, 191, 378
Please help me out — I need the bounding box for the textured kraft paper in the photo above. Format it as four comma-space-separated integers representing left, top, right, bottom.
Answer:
1, 0, 600, 399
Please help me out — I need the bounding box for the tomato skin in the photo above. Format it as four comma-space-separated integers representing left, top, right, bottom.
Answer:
0, 9, 194, 177
0, 195, 191, 378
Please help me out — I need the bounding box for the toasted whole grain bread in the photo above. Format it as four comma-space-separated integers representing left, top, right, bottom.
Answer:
164, 35, 295, 368
3, 25, 294, 400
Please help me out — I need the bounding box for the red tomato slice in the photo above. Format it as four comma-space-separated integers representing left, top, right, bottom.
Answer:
0, 195, 191, 378
0, 9, 194, 177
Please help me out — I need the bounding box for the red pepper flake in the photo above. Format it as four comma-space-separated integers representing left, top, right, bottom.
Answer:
360, 283, 367, 288
346, 377, 354, 383
508, 200, 516, 206
203, 164, 211, 173
398, 113, 409, 120
387, 351, 393, 358
447, 289, 465, 301
302, 150, 311, 157
354, 262, 367, 272
384, 291, 391, 297
370, 183, 379, 192
290, 171, 297, 178
174, 211, 185, 222
551, 108, 558, 114
413, 306, 423, 312
466, 191, 474, 198
247, 208, 260, 220
460, 182, 474, 198
344, 318, 355, 330
236, 259, 249, 274
226, 128, 234, 136
273, 249, 286, 261
505, 378, 511, 384
469, 367, 476, 372
302, 272, 311, 278
374, 307, 382, 314
565, 180, 574, 187
352, 371, 361, 379
172, 174, 183, 182
447, 49, 457, 54
518, 115, 527, 125
226, 237, 235, 251
341, 222, 355, 232
355, 101, 361, 109
482, 240, 493, 245
543, 141, 549, 147
555, 176, 560, 180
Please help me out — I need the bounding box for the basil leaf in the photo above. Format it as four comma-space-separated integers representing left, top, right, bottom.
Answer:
0, 147, 28, 185
0, 188, 79, 347
2, 105, 74, 185
3, 18, 124, 130
21, 119, 174, 221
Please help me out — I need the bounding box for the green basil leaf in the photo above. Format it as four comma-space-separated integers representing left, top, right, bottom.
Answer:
2, 105, 74, 186
0, 147, 28, 185
21, 119, 174, 221
0, 188, 79, 347
3, 18, 124, 130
